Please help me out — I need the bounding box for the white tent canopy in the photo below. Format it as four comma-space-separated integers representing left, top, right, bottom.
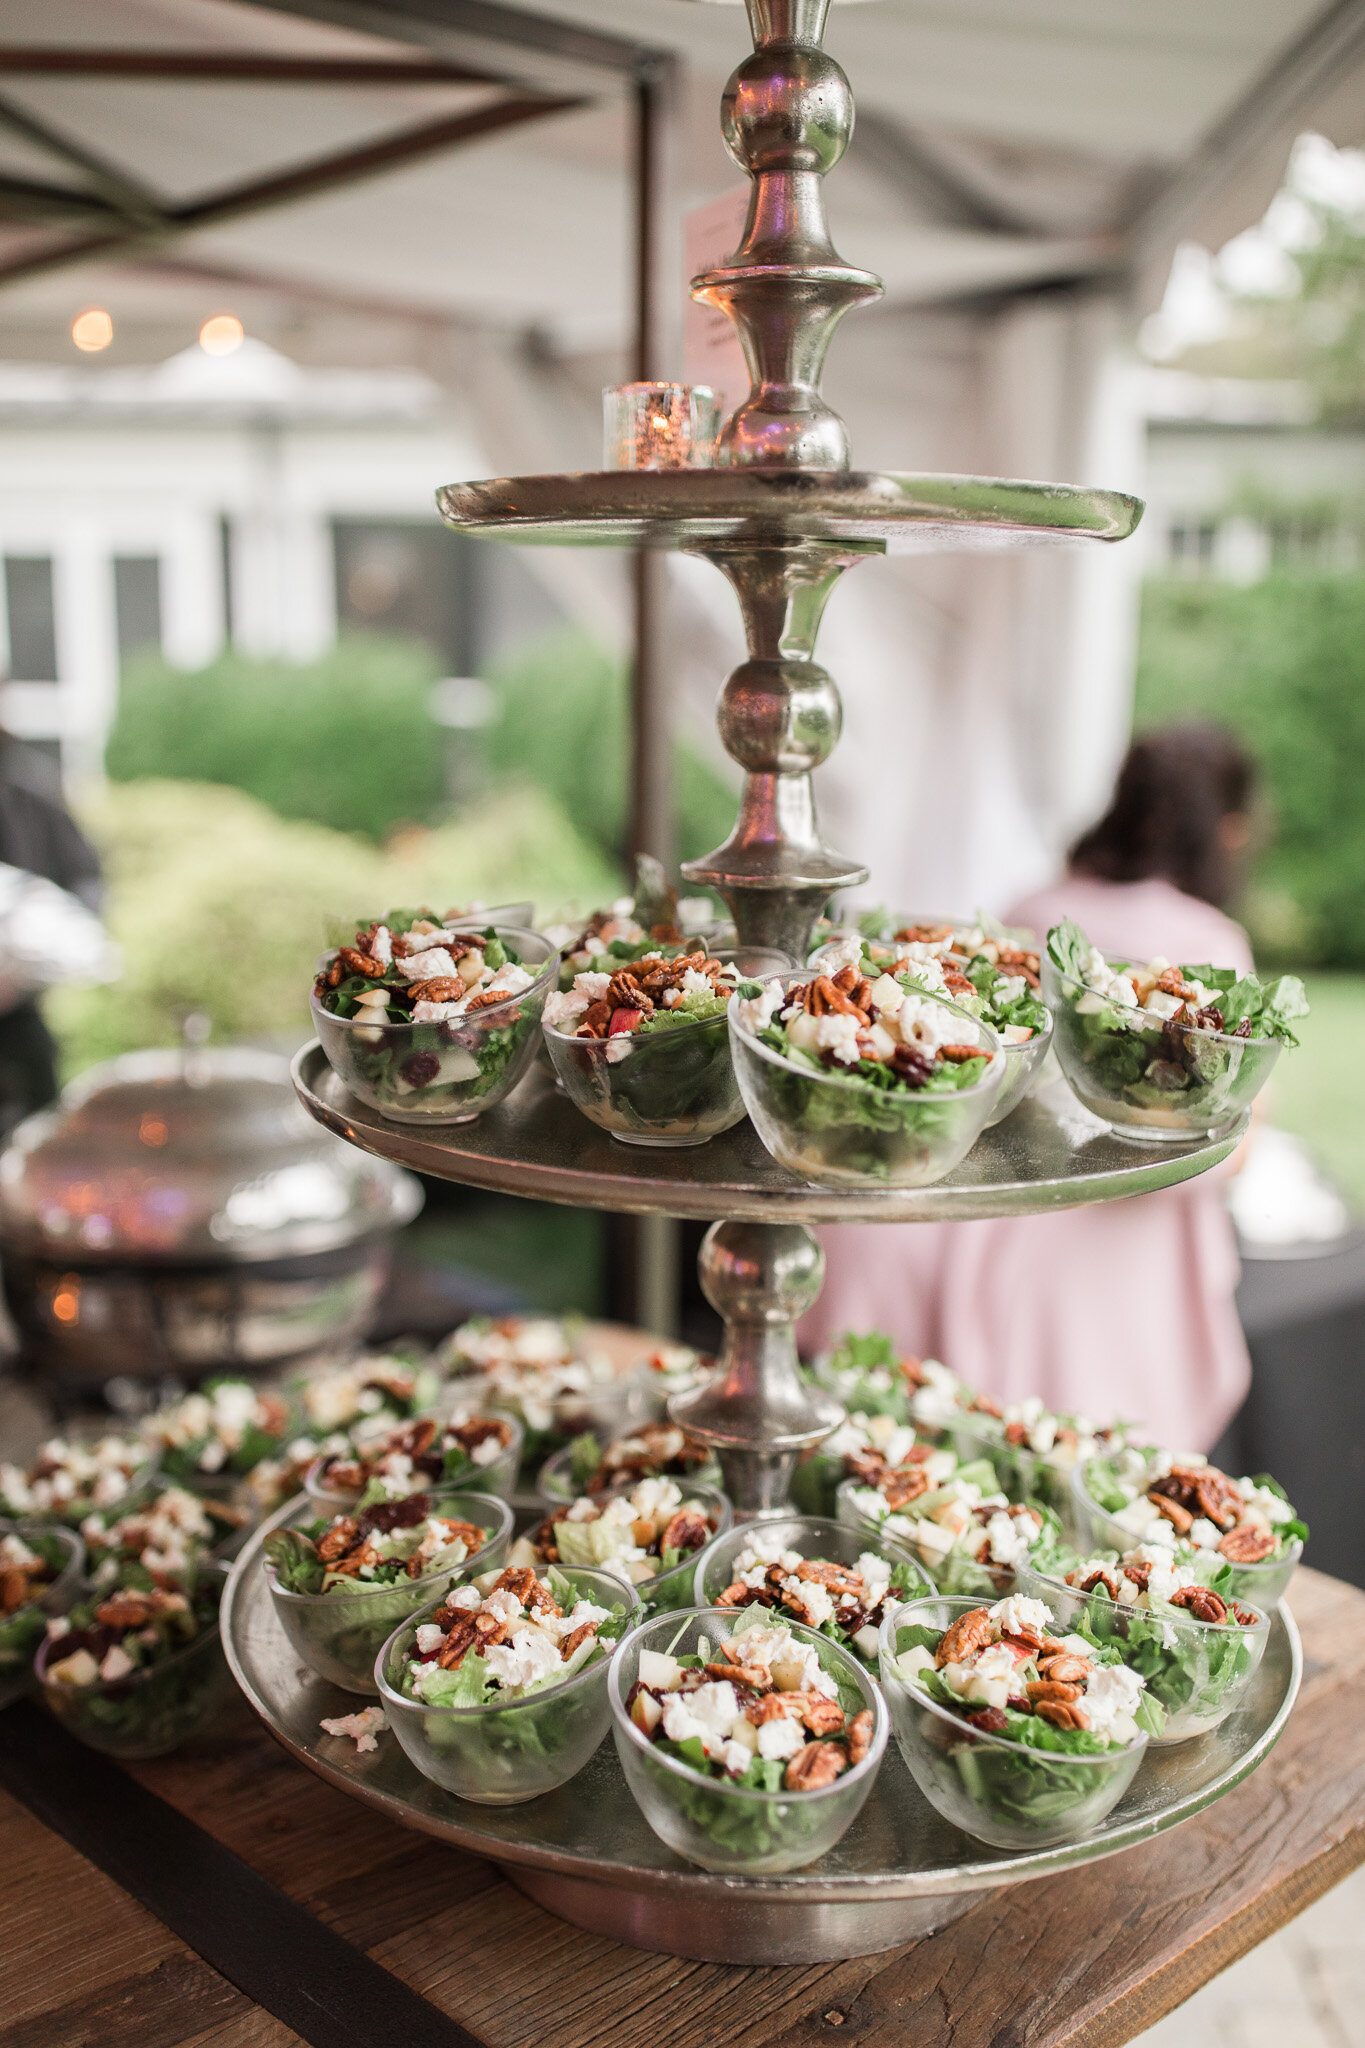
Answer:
0, 0, 1360, 904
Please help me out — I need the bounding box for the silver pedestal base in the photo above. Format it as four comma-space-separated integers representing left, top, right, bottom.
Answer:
505, 1865, 977, 1963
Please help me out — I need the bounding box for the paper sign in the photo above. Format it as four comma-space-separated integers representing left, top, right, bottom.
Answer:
683, 186, 751, 417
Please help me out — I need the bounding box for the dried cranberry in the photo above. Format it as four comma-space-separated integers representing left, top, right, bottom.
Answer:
400, 1050, 440, 1087
966, 1707, 1009, 1733
358, 1493, 430, 1536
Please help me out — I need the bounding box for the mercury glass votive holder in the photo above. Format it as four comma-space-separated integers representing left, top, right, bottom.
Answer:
603, 383, 722, 470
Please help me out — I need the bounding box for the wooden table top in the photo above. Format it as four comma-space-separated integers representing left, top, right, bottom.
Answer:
2, 1564, 1362, 2048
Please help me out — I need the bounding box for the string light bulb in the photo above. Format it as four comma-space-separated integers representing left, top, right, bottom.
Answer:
199, 313, 244, 356
71, 308, 113, 352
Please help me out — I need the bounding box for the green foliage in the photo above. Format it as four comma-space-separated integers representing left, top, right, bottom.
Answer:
107, 636, 447, 843
483, 628, 737, 867
44, 778, 620, 1075
1231, 195, 1365, 425
1134, 574, 1365, 966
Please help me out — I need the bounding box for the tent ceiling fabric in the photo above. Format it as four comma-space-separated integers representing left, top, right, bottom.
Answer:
0, 0, 1361, 345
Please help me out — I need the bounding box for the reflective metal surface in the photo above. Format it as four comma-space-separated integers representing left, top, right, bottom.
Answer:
0, 1045, 420, 1264
436, 468, 1143, 551
224, 1527, 1300, 1963
294, 1042, 1244, 1226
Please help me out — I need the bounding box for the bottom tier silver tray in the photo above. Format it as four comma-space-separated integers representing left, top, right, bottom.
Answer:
223, 1528, 1300, 1964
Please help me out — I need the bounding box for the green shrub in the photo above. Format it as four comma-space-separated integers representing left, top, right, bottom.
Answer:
107, 636, 446, 842
1134, 574, 1365, 966
483, 628, 737, 868
45, 778, 621, 1075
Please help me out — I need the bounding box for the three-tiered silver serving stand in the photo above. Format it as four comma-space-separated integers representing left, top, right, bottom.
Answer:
227, 0, 1300, 1961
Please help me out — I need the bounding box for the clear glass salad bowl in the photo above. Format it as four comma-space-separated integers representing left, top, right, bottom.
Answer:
35, 1563, 232, 1760
376, 1564, 641, 1804
0, 1431, 161, 1528
834, 1478, 1011, 1600
945, 1418, 1089, 1541
548, 1480, 734, 1613
439, 1370, 645, 1485
1068, 1465, 1303, 1607
1042, 952, 1281, 1141
0, 1520, 85, 1707
692, 1514, 932, 1660
544, 946, 790, 1148
312, 925, 557, 1126
265, 1489, 514, 1695
302, 1411, 525, 1516
807, 936, 1052, 1129
1017, 1568, 1271, 1746
728, 974, 1005, 1187
878, 1594, 1147, 1850
609, 1606, 887, 1874
535, 1440, 722, 1509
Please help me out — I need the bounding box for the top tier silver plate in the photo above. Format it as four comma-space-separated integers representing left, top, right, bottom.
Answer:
436, 470, 1143, 552
293, 1042, 1242, 1224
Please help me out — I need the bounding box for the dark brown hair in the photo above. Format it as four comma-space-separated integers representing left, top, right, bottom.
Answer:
1068, 724, 1256, 910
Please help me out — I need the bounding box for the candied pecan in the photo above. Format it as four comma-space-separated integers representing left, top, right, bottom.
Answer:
1035, 1653, 1091, 1686
831, 965, 859, 994
894, 924, 952, 946
660, 1506, 711, 1555
473, 1611, 508, 1646
1004, 1421, 1030, 1447
795, 1559, 865, 1596
1147, 1491, 1195, 1536
784, 1741, 849, 1791
938, 1043, 989, 1064
451, 1417, 511, 1454
1231, 1603, 1259, 1627
936, 1608, 993, 1668
1194, 1006, 1226, 1032
399, 1050, 441, 1088
0, 1568, 31, 1613
1026, 1679, 1084, 1705
1218, 1526, 1276, 1565
407, 977, 465, 1004
942, 968, 976, 998
337, 946, 386, 978
706, 1661, 769, 1690
465, 987, 515, 1012
488, 1566, 540, 1604
559, 1619, 600, 1659
1122, 1560, 1153, 1592
849, 976, 875, 1012
794, 1693, 847, 1737
748, 1692, 805, 1725
1155, 967, 1199, 1001
1170, 1585, 1228, 1625
882, 1465, 930, 1511
575, 1000, 612, 1038
1078, 1568, 1120, 1598
316, 1517, 360, 1562
846, 1707, 875, 1764
93, 1591, 160, 1630
842, 1447, 888, 1486
437, 1620, 479, 1668
717, 1580, 769, 1609
812, 974, 864, 1019
649, 922, 682, 944
606, 970, 653, 1014
965, 1707, 1009, 1734
1035, 1700, 1090, 1731
972, 1393, 1003, 1419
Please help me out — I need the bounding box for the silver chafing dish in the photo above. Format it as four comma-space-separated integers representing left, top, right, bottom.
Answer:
0, 1045, 421, 1398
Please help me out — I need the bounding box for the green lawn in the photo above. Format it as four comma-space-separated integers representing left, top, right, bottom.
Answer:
1266, 973, 1365, 1210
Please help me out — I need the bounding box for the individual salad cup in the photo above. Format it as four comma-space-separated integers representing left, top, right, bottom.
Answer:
437, 1314, 643, 1475
791, 1408, 938, 1520
141, 1379, 293, 1499
811, 926, 1052, 1127
264, 1488, 513, 1695
1071, 1449, 1305, 1606
610, 1606, 887, 1875
82, 1483, 253, 1585
0, 1521, 84, 1705
294, 1350, 443, 1437
808, 1333, 973, 1435
1042, 918, 1306, 1141
947, 1398, 1128, 1537
729, 969, 1004, 1187
631, 1341, 715, 1421
541, 858, 729, 990
694, 1517, 931, 1665
836, 1457, 1048, 1598
879, 1592, 1159, 1850
537, 1421, 720, 1508
36, 1564, 231, 1759
0, 1430, 157, 1527
510, 1475, 731, 1613
377, 1561, 639, 1804
312, 912, 557, 1125
1022, 1553, 1271, 1745
543, 946, 788, 1147
304, 1412, 523, 1515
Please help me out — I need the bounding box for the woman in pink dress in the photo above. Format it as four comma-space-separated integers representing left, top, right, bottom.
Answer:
801, 726, 1259, 1452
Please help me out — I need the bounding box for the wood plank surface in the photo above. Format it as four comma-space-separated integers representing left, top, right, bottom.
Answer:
1, 1567, 1360, 2048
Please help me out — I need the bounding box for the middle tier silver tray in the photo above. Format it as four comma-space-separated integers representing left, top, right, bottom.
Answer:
223, 1527, 1300, 1965
292, 1042, 1245, 1223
